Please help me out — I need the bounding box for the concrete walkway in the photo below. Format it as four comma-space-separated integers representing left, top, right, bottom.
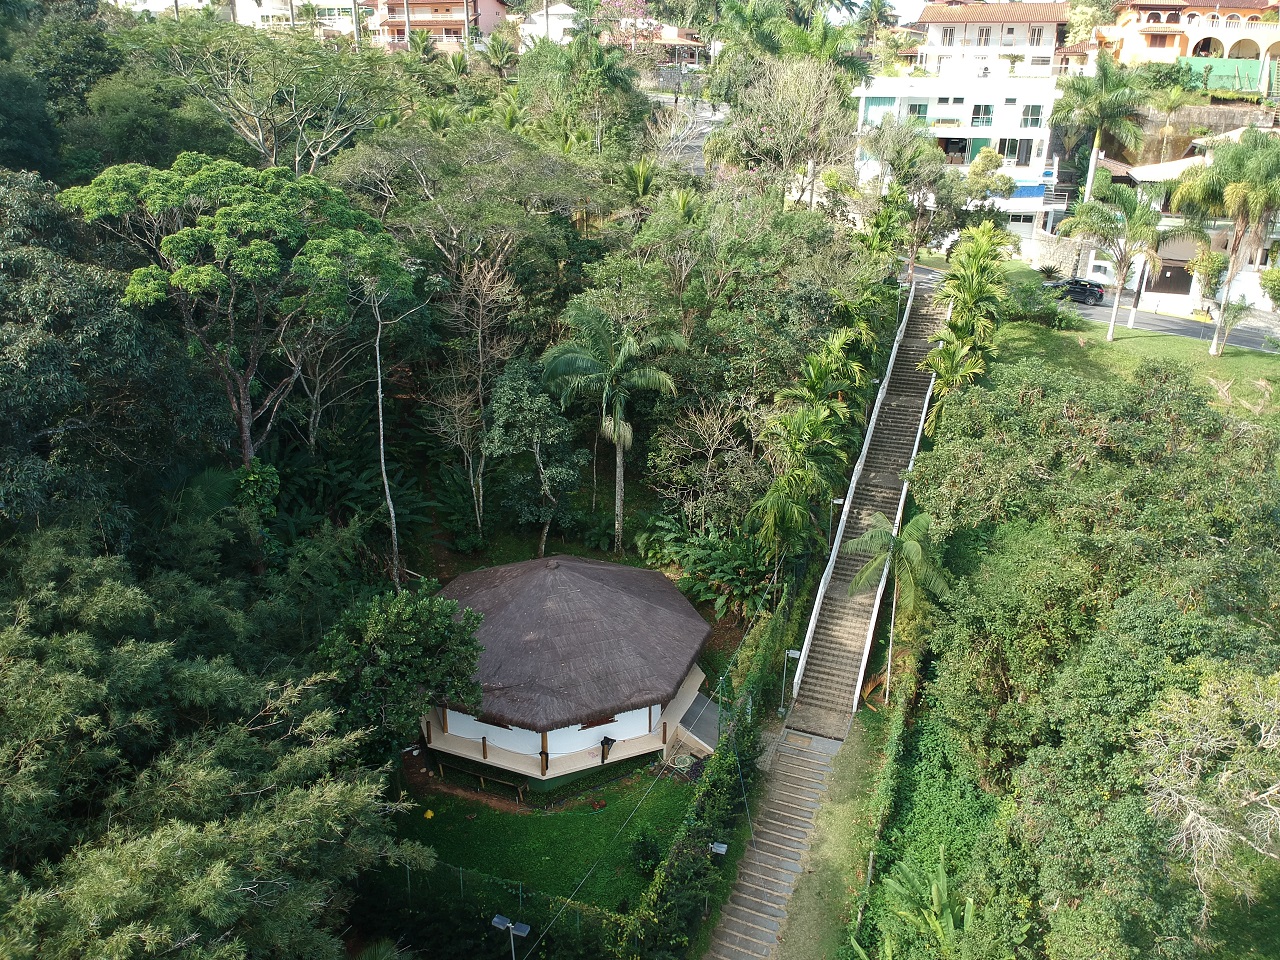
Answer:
704, 732, 841, 960
703, 289, 943, 960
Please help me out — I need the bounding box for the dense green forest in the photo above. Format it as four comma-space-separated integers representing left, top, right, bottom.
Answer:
0, 2, 911, 955
4, 0, 1279, 958
852, 346, 1280, 959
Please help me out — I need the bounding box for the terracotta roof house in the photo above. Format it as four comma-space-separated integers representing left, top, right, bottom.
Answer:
423, 556, 718, 784
366, 0, 509, 48
904, 0, 1073, 76
1094, 0, 1280, 91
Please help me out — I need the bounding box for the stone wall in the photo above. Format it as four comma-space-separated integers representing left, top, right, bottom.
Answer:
1134, 103, 1274, 163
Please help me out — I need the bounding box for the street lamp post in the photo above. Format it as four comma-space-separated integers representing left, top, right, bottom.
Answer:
492, 915, 530, 960
706, 842, 728, 916
828, 498, 845, 546
778, 649, 802, 717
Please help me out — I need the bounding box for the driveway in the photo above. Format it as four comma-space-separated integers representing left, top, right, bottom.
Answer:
911, 266, 1279, 354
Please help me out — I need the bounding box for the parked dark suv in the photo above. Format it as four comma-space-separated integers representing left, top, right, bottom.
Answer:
1044, 277, 1106, 305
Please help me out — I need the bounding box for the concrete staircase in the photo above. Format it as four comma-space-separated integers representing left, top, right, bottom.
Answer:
704, 732, 840, 960
787, 298, 945, 741
702, 290, 943, 960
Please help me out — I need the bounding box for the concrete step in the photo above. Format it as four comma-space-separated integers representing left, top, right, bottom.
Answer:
738, 873, 793, 904
738, 863, 796, 896
755, 816, 810, 842
720, 900, 783, 935
710, 926, 773, 958
752, 827, 809, 854
745, 846, 803, 876
766, 784, 822, 809
771, 753, 829, 780
759, 804, 815, 832
730, 889, 788, 920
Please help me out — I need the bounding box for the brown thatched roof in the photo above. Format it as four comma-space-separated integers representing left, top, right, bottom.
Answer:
439, 556, 711, 733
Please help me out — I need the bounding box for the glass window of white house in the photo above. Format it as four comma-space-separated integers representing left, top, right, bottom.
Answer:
942, 27, 955, 45
1029, 26, 1043, 45
977, 26, 991, 46
972, 104, 994, 125
908, 102, 929, 120
1021, 105, 1042, 127
998, 137, 1034, 165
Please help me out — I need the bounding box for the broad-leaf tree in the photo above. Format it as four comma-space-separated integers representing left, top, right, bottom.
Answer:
142, 19, 406, 175
63, 153, 399, 468
483, 361, 586, 558
1140, 668, 1280, 922
319, 586, 483, 762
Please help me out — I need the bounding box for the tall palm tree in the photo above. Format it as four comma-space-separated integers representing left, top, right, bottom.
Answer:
1150, 85, 1193, 163
1050, 52, 1148, 203
917, 330, 986, 436
1171, 127, 1280, 356
481, 34, 519, 79
711, 0, 786, 60
543, 311, 685, 552
854, 0, 896, 40
445, 50, 470, 91
935, 222, 1014, 346
750, 406, 848, 562
1060, 175, 1183, 342
774, 327, 869, 427
408, 29, 443, 62
775, 18, 871, 84
843, 510, 947, 702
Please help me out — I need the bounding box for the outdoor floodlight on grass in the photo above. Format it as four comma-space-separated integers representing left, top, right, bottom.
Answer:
492, 915, 530, 960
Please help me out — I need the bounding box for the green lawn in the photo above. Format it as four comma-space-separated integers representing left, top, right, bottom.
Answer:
998, 322, 1280, 424
777, 708, 891, 960
400, 769, 693, 913
1210, 859, 1280, 959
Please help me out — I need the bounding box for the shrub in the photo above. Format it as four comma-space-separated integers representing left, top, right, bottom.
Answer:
999, 280, 1076, 329
630, 826, 665, 878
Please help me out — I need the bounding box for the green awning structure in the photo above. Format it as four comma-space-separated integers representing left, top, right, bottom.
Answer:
1180, 56, 1262, 91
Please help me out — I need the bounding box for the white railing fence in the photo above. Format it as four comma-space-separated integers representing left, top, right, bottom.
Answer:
791, 280, 917, 699
848, 305, 946, 714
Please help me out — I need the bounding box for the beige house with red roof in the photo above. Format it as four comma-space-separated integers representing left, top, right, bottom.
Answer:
1096, 0, 1280, 93
367, 0, 509, 48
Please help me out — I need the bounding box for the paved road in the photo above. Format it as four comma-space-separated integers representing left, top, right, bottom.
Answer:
912, 266, 1280, 354
645, 92, 726, 175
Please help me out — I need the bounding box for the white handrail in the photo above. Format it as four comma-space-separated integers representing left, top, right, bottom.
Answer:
849, 304, 946, 712
791, 280, 917, 699
849, 358, 939, 713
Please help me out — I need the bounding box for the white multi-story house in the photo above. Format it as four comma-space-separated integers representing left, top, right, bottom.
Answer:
857, 3, 1101, 241
859, 70, 1075, 240
108, 0, 363, 34
907, 0, 1072, 75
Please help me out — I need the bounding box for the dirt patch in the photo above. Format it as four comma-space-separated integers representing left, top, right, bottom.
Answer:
401, 752, 530, 814
705, 616, 744, 655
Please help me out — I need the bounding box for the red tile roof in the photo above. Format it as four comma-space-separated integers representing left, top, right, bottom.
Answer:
914, 1, 1071, 24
